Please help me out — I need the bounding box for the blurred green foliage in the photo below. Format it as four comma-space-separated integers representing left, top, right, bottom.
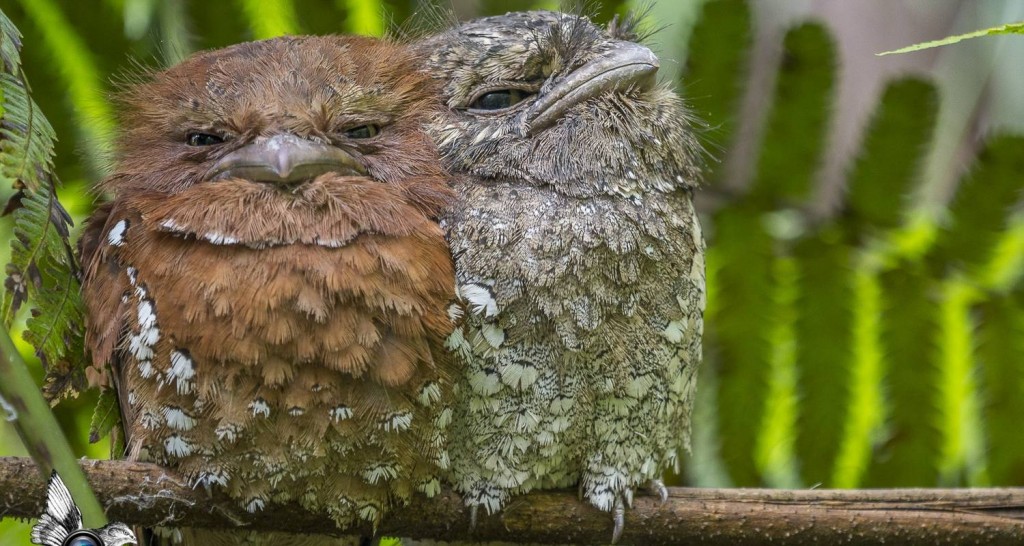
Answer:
3, 0, 1024, 544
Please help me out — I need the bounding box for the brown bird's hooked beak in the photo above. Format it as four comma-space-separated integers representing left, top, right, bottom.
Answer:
524, 42, 659, 135
207, 133, 366, 186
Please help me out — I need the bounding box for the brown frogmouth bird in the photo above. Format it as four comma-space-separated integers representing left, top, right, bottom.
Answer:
419, 10, 705, 541
79, 35, 456, 544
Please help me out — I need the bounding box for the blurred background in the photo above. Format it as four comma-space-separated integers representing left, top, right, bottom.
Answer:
3, 0, 1024, 543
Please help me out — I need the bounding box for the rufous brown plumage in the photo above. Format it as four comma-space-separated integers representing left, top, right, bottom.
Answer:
79, 35, 456, 543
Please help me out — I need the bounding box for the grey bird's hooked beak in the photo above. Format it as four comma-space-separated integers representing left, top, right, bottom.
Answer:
524, 41, 659, 135
207, 133, 366, 186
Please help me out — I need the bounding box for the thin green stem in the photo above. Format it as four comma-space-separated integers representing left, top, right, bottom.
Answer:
0, 327, 106, 526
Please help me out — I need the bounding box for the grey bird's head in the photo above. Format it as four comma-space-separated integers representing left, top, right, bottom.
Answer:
420, 10, 702, 197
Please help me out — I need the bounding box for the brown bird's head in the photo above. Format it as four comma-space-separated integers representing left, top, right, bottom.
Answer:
106, 35, 451, 247
420, 10, 703, 198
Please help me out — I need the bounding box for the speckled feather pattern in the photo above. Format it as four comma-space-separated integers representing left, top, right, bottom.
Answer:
419, 9, 706, 528
80, 36, 456, 544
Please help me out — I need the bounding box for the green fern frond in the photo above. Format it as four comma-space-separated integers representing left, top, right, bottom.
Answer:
749, 22, 835, 204
934, 276, 988, 486
9, 186, 86, 400
976, 293, 1024, 484
0, 7, 103, 526
831, 262, 886, 488
681, 0, 752, 187
1, 10, 85, 390
0, 20, 56, 194
931, 136, 1024, 271
976, 212, 1024, 293
823, 78, 939, 488
792, 229, 852, 485
862, 264, 942, 487
844, 78, 939, 236
755, 253, 802, 488
707, 207, 773, 486
0, 47, 85, 398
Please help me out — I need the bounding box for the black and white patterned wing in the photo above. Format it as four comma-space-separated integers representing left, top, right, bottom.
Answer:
31, 471, 83, 546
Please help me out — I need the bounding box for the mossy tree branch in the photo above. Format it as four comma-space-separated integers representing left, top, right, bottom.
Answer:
1, 457, 1023, 545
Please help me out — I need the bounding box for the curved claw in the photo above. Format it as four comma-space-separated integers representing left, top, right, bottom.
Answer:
649, 479, 669, 503
611, 496, 626, 544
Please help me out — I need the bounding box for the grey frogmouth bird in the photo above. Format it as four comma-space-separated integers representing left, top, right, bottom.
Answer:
419, 10, 705, 541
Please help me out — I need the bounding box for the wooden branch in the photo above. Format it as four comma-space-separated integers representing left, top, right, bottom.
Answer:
2, 457, 1024, 544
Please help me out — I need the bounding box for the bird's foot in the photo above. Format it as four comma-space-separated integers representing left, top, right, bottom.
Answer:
612, 495, 626, 544
463, 483, 507, 531
647, 478, 669, 503
581, 472, 636, 544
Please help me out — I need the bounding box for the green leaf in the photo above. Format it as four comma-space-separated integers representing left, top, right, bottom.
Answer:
975, 212, 1024, 293
750, 22, 836, 203
754, 253, 801, 488
88, 386, 120, 445
931, 136, 1024, 273
0, 20, 56, 194
831, 263, 886, 488
792, 229, 852, 485
682, 0, 752, 186
862, 264, 941, 487
7, 182, 86, 400
844, 78, 939, 235
878, 21, 1024, 56
976, 293, 1024, 484
707, 206, 773, 486
934, 277, 988, 486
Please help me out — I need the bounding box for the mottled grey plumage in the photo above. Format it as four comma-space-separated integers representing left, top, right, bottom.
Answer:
419, 10, 705, 540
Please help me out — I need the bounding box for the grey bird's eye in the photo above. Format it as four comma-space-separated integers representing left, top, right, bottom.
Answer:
470, 89, 532, 111
63, 530, 101, 546
186, 132, 224, 146
344, 125, 380, 139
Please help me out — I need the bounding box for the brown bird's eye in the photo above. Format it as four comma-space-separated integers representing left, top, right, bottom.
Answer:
470, 89, 532, 111
187, 133, 224, 146
344, 125, 380, 139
